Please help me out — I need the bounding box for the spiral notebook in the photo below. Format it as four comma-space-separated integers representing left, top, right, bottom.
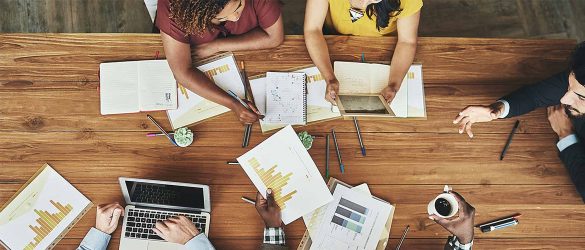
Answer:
264, 72, 307, 125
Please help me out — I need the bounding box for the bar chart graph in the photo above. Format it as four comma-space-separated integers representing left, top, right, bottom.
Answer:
331, 198, 369, 234
24, 200, 73, 250
248, 157, 297, 209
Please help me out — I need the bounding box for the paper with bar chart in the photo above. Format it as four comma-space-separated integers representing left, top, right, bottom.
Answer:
309, 185, 392, 250
237, 125, 333, 224
167, 53, 245, 129
0, 164, 91, 250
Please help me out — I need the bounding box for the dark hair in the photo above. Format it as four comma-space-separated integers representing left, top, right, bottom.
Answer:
570, 41, 585, 85
365, 0, 403, 31
169, 0, 230, 35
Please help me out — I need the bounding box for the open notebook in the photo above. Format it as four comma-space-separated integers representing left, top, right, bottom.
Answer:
250, 66, 341, 133
334, 61, 426, 118
264, 72, 307, 125
100, 60, 177, 115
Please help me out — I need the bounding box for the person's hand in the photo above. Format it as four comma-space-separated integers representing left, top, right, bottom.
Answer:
194, 42, 219, 58
548, 105, 574, 139
153, 216, 200, 245
95, 203, 124, 234
325, 79, 340, 105
232, 100, 262, 124
380, 85, 398, 103
255, 189, 282, 228
429, 191, 475, 244
453, 102, 504, 138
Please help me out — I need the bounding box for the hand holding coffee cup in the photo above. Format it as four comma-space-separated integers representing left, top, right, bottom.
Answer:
428, 189, 476, 244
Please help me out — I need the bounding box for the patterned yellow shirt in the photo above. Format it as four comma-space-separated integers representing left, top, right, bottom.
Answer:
325, 0, 423, 36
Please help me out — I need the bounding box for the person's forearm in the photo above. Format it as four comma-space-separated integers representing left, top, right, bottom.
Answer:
213, 27, 283, 52
175, 68, 237, 110
388, 41, 417, 89
304, 30, 335, 82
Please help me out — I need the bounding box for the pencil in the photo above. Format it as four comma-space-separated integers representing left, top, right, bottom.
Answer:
146, 115, 178, 146
353, 117, 366, 156
326, 134, 330, 179
500, 120, 520, 160
241, 196, 256, 205
395, 225, 409, 250
331, 129, 344, 173
239, 61, 253, 148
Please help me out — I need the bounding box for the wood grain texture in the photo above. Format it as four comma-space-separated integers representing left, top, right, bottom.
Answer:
0, 35, 581, 249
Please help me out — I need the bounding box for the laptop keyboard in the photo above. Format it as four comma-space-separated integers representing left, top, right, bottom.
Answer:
124, 208, 207, 241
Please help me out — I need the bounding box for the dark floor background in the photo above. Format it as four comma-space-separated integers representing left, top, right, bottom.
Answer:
0, 0, 584, 42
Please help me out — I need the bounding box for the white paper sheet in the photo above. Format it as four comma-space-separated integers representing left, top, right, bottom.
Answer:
99, 61, 140, 115
138, 60, 178, 111
264, 72, 306, 125
166, 54, 245, 129
237, 126, 333, 224
309, 185, 392, 250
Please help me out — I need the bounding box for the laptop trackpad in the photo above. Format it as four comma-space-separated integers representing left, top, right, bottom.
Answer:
148, 241, 182, 250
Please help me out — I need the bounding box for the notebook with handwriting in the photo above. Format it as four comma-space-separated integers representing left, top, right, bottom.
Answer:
100, 60, 177, 115
264, 72, 307, 125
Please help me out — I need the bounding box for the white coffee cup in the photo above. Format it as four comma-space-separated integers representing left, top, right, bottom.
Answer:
427, 191, 459, 218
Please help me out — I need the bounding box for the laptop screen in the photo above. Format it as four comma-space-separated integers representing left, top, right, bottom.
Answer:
124, 180, 205, 209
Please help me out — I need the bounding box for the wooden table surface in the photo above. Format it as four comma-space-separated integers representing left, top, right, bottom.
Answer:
0, 34, 583, 249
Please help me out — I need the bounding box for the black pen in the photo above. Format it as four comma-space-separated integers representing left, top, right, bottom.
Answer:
325, 134, 330, 179
500, 120, 520, 160
353, 117, 366, 156
478, 214, 521, 233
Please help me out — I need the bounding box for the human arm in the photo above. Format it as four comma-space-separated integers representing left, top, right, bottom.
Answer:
154, 216, 215, 250
194, 16, 284, 58
548, 105, 585, 202
304, 0, 338, 104
381, 10, 420, 102
256, 189, 288, 249
161, 32, 259, 124
429, 192, 475, 249
77, 203, 124, 250
453, 72, 569, 138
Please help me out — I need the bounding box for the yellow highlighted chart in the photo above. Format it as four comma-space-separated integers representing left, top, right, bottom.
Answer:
0, 164, 91, 250
248, 157, 297, 209
25, 201, 73, 250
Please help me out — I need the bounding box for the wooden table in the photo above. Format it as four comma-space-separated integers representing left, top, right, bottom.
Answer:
0, 34, 582, 249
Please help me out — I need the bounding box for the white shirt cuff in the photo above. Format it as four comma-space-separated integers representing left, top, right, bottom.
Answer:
79, 227, 111, 250
557, 134, 579, 152
184, 233, 215, 250
497, 100, 510, 118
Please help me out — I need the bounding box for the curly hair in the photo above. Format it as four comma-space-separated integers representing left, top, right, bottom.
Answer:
169, 0, 231, 35
365, 0, 403, 31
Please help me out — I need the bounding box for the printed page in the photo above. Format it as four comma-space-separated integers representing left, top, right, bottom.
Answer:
167, 54, 245, 129
237, 126, 333, 224
99, 61, 140, 115
295, 66, 341, 123
310, 185, 392, 250
389, 76, 408, 117
138, 60, 178, 111
407, 65, 426, 117
0, 165, 91, 250
335, 61, 372, 94
265, 72, 306, 125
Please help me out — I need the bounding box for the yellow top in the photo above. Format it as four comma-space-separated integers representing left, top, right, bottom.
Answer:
325, 0, 423, 36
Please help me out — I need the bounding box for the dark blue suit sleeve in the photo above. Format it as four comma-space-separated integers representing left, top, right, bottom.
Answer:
500, 72, 569, 118
559, 143, 585, 203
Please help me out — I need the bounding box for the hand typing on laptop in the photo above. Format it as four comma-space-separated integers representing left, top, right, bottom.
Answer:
153, 216, 201, 244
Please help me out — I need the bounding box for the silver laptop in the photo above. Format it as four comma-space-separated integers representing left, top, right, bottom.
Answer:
119, 178, 211, 250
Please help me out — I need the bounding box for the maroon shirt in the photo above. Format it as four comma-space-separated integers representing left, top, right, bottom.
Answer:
156, 0, 281, 45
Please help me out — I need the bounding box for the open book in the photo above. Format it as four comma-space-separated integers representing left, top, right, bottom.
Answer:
334, 61, 426, 118
100, 60, 177, 115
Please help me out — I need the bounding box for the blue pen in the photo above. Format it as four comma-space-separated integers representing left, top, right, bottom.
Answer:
331, 129, 344, 173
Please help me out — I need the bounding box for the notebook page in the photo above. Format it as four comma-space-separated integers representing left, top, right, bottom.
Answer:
407, 65, 426, 117
99, 61, 140, 115
265, 72, 306, 125
335, 61, 372, 94
138, 60, 178, 111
